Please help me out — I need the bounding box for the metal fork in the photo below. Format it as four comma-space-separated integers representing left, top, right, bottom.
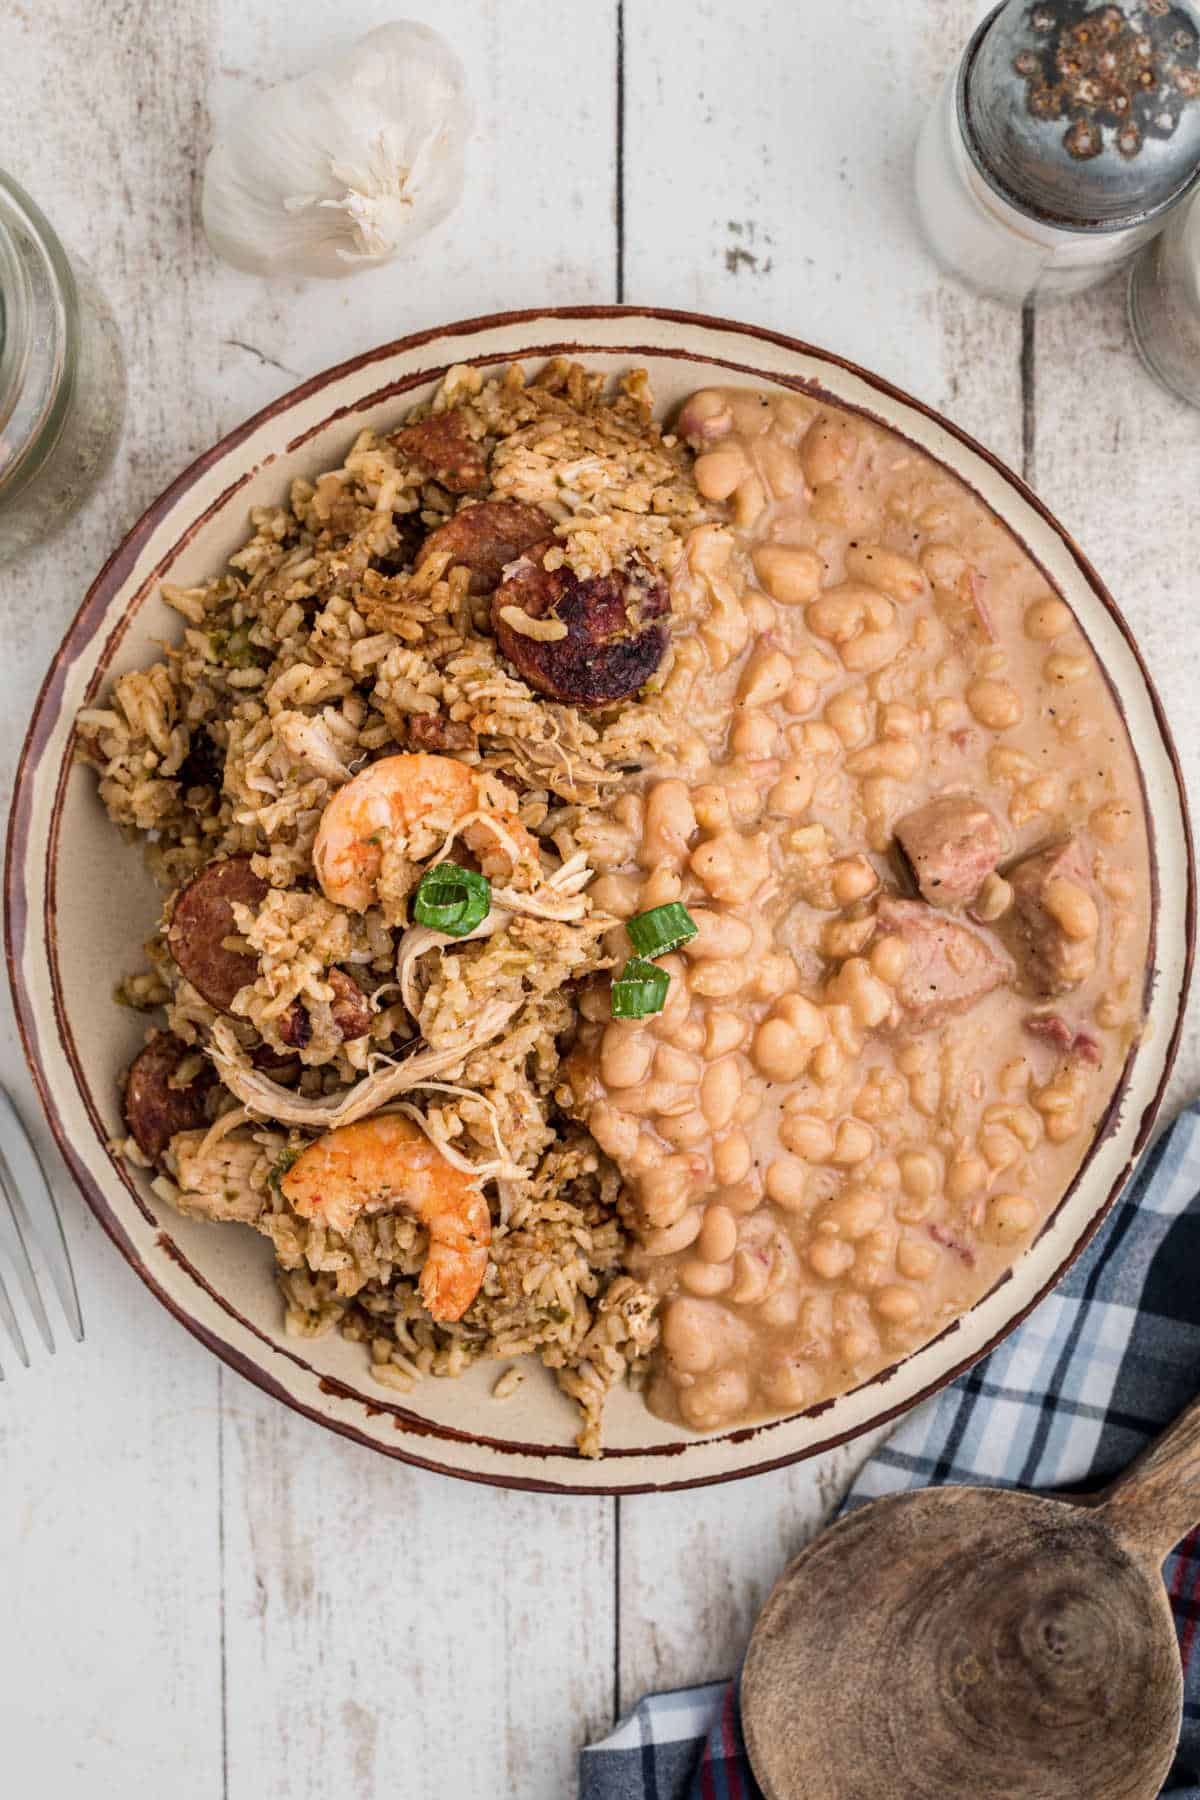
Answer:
0, 1084, 84, 1374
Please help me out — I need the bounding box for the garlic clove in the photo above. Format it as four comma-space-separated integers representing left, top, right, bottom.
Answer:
201, 22, 472, 279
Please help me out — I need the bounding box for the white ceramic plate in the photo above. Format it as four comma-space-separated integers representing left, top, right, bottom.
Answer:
7, 308, 1193, 1492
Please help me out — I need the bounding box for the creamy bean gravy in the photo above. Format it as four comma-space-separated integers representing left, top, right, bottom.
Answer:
561, 385, 1152, 1435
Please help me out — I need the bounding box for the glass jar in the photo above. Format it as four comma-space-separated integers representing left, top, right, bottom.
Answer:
1129, 188, 1200, 408
0, 170, 125, 562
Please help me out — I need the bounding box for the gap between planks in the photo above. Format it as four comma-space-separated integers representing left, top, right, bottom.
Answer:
1021, 299, 1037, 489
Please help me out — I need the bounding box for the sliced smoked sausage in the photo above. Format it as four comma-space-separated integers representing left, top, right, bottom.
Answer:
492, 543, 670, 709
895, 793, 1003, 908
390, 410, 488, 495
418, 499, 555, 596
123, 1031, 213, 1162
876, 897, 1014, 1032
168, 857, 370, 1042
168, 856, 266, 1012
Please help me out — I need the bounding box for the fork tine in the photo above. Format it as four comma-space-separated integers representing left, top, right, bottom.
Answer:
0, 1260, 31, 1369
0, 1137, 55, 1354
0, 1088, 83, 1344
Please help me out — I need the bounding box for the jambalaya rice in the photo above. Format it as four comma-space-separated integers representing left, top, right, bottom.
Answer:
79, 359, 709, 1456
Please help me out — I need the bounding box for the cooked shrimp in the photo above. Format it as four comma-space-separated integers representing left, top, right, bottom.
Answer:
281, 1114, 491, 1321
313, 752, 539, 913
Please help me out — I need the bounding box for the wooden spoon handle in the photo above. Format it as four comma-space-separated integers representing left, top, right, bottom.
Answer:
1100, 1393, 1200, 1563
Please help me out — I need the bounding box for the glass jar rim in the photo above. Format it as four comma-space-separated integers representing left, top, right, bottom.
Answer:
0, 168, 78, 492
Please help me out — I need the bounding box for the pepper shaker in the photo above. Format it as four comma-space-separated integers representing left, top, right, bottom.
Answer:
915, 0, 1200, 304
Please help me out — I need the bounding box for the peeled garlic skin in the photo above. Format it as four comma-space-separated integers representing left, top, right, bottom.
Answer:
201, 22, 472, 279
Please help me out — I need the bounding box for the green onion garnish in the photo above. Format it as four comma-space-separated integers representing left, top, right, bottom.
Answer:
412, 863, 491, 936
611, 957, 671, 1019
209, 621, 266, 670
626, 902, 697, 960
269, 1147, 300, 1194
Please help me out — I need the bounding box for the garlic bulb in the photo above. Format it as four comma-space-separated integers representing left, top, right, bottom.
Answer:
201, 22, 472, 278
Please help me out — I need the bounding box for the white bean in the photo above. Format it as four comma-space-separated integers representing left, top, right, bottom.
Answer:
700, 1059, 743, 1131
752, 544, 823, 605
698, 1203, 738, 1264
599, 1025, 653, 1089
685, 909, 755, 959
640, 780, 697, 869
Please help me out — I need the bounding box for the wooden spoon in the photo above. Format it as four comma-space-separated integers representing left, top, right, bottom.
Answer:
742, 1395, 1200, 1800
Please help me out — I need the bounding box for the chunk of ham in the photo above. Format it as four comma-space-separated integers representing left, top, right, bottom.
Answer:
895, 793, 1003, 907
928, 1222, 975, 1267
876, 897, 1014, 1032
1023, 1013, 1102, 1065
1005, 837, 1099, 995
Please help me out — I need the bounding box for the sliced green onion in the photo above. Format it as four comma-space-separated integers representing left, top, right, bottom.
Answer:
626, 901, 697, 960
412, 863, 491, 936
611, 956, 670, 1020
209, 621, 266, 670
269, 1147, 300, 1194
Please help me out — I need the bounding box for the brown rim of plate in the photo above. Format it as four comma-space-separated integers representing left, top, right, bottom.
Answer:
4, 305, 1194, 1494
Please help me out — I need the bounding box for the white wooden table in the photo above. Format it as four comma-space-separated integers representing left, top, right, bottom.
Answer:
2, 3, 1197, 1794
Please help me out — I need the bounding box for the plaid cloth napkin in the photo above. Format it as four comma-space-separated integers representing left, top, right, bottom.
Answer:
580, 1101, 1200, 1800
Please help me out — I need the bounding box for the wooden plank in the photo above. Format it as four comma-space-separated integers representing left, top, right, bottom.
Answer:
614, 1442, 882, 1706
621, 0, 1022, 459
1, 5, 227, 1795
615, 0, 1025, 1709
0, 1223, 224, 1798
221, 1384, 615, 1799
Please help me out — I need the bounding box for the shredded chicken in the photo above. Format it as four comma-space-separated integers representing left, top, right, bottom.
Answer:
208, 1004, 521, 1129
395, 853, 598, 1019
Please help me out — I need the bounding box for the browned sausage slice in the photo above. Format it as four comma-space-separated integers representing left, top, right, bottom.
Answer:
876, 897, 1014, 1032
167, 856, 266, 1011
492, 543, 670, 709
168, 858, 371, 1043
123, 1031, 213, 1162
1005, 837, 1099, 995
895, 793, 1003, 907
418, 499, 555, 595
390, 411, 488, 495
278, 968, 372, 1047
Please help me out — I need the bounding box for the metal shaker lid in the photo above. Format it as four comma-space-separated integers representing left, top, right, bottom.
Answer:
960, 0, 1200, 230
